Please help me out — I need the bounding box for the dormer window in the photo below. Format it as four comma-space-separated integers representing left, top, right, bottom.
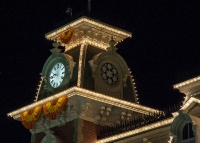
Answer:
182, 123, 195, 143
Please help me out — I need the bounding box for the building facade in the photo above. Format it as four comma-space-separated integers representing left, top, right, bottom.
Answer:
7, 16, 200, 143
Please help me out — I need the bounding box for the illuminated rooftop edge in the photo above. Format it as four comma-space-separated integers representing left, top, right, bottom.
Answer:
7, 87, 159, 117
45, 16, 132, 40
181, 97, 200, 110
173, 76, 200, 89
97, 118, 174, 143
63, 37, 109, 51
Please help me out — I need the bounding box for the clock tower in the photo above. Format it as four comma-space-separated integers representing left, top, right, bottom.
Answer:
7, 16, 160, 143
45, 16, 137, 102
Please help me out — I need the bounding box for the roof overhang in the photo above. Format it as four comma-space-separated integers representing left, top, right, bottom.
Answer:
174, 76, 200, 103
45, 16, 132, 51
181, 97, 200, 111
173, 76, 200, 89
7, 87, 159, 119
173, 76, 200, 95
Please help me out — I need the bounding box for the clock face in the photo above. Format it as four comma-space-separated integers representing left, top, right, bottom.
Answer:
101, 63, 118, 85
49, 62, 65, 88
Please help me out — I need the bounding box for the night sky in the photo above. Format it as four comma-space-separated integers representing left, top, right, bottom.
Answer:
1, 1, 200, 142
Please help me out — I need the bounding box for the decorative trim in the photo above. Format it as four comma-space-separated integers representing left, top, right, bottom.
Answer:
7, 87, 160, 118
77, 44, 85, 87
20, 106, 42, 129
97, 118, 174, 143
181, 97, 200, 110
64, 37, 108, 51
34, 77, 43, 102
173, 76, 200, 88
45, 16, 132, 40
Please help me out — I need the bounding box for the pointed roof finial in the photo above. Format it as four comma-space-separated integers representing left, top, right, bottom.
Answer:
88, 0, 91, 14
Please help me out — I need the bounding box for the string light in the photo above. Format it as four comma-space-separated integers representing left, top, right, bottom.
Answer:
173, 76, 200, 88
45, 16, 132, 40
45, 16, 132, 51
77, 44, 85, 87
181, 97, 200, 110
97, 118, 174, 143
34, 77, 43, 102
64, 37, 108, 51
128, 68, 138, 104
7, 87, 159, 118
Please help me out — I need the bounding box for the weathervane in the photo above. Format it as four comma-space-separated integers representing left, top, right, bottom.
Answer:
66, 0, 91, 16
66, 7, 72, 16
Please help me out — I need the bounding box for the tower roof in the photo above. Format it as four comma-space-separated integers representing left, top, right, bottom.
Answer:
45, 16, 132, 51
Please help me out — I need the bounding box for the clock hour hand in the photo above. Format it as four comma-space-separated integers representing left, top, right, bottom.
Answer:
50, 73, 56, 79
52, 72, 56, 76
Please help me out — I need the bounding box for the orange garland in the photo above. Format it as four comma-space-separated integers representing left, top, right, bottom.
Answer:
20, 106, 42, 129
60, 28, 75, 44
43, 96, 67, 120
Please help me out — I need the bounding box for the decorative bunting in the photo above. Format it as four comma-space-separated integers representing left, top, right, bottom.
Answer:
60, 28, 75, 44
20, 106, 42, 129
43, 96, 67, 120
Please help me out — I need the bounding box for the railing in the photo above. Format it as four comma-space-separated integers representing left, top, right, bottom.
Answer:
97, 104, 181, 139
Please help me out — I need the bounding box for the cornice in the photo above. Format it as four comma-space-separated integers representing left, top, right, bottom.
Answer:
181, 97, 200, 111
7, 87, 159, 118
173, 76, 200, 89
45, 16, 132, 51
45, 16, 132, 41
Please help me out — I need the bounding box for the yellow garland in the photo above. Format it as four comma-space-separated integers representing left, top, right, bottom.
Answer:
20, 96, 67, 129
60, 28, 75, 44
43, 96, 67, 120
20, 106, 42, 129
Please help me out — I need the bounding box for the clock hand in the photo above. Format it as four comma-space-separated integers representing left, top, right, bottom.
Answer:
51, 72, 56, 76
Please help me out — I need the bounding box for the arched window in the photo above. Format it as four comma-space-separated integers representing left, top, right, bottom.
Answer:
182, 123, 195, 143
170, 111, 197, 143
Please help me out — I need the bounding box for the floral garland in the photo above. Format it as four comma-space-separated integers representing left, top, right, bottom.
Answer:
60, 28, 75, 44
20, 96, 67, 129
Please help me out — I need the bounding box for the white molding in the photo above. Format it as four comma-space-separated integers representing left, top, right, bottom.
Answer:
181, 97, 200, 111
45, 16, 132, 41
7, 87, 160, 118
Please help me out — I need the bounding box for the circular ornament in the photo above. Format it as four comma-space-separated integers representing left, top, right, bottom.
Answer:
101, 63, 118, 85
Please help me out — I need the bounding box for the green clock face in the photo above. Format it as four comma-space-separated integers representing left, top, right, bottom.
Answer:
49, 62, 65, 88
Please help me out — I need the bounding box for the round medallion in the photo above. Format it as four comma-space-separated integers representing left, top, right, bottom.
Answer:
101, 63, 118, 85
49, 62, 65, 88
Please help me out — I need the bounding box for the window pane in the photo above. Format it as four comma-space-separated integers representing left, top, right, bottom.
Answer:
182, 124, 189, 140
189, 123, 194, 138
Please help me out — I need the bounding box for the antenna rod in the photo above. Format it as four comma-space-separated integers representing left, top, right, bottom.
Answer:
88, 0, 91, 14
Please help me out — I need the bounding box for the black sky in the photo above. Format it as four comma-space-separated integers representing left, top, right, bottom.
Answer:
1, 0, 200, 142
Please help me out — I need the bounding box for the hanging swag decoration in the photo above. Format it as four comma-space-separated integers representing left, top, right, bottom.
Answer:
43, 96, 67, 120
20, 106, 42, 129
60, 28, 75, 44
